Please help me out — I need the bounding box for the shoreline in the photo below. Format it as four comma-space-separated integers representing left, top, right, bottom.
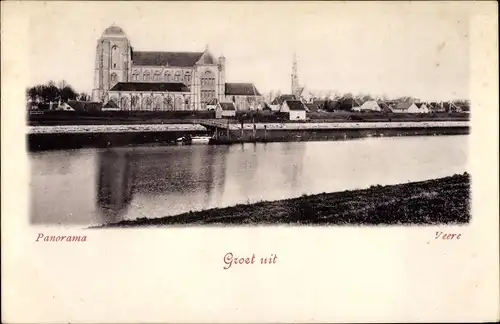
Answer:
27, 121, 469, 151
97, 173, 471, 228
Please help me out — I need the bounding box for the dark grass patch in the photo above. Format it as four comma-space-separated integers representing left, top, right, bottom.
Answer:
96, 173, 471, 228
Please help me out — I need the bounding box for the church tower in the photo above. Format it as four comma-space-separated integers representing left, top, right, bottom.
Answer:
291, 52, 299, 97
92, 25, 131, 102
218, 54, 226, 102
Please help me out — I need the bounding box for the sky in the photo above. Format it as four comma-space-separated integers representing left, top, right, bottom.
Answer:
25, 1, 471, 101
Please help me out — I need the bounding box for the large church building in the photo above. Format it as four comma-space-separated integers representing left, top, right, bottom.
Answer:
92, 25, 263, 111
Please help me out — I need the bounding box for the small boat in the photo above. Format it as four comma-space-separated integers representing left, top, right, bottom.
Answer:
191, 136, 211, 144
176, 135, 211, 145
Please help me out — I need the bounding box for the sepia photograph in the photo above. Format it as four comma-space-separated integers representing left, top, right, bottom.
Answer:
26, 2, 471, 229
2, 1, 498, 323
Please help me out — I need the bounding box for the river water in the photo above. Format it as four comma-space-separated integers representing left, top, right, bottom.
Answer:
29, 135, 468, 226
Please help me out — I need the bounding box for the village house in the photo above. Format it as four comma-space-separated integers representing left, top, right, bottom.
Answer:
415, 103, 430, 113
453, 101, 470, 113
215, 101, 236, 119
392, 102, 413, 113
377, 101, 393, 113
206, 98, 218, 111
312, 99, 326, 110
304, 102, 320, 112
281, 100, 307, 120
407, 102, 422, 113
334, 98, 361, 111
270, 94, 297, 112
64, 100, 103, 112
102, 99, 120, 111
359, 100, 381, 112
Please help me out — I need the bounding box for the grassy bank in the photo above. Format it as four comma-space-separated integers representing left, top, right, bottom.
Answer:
101, 173, 470, 227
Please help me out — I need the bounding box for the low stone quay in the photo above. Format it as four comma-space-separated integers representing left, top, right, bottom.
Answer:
27, 123, 207, 134
221, 121, 469, 131
28, 120, 469, 134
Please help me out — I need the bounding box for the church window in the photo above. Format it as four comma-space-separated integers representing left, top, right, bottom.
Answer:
153, 72, 160, 81
184, 71, 192, 84
143, 97, 152, 110
153, 97, 161, 111
174, 71, 181, 82
201, 70, 215, 87
174, 97, 183, 110
131, 96, 140, 110
120, 97, 130, 110
164, 96, 174, 110
110, 73, 117, 82
143, 72, 150, 81
111, 45, 120, 69
164, 72, 171, 82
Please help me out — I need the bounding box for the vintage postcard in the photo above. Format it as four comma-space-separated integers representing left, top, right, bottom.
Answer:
1, 1, 499, 323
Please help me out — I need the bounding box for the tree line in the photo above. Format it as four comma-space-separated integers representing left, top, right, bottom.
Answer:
26, 80, 91, 104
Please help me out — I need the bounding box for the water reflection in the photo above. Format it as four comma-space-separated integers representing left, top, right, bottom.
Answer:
29, 136, 468, 226
96, 150, 136, 223
94, 145, 230, 224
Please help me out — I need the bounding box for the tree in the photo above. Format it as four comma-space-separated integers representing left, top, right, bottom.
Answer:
323, 99, 331, 111
78, 92, 91, 101
26, 87, 37, 101
60, 85, 77, 102
361, 94, 374, 103
41, 81, 60, 103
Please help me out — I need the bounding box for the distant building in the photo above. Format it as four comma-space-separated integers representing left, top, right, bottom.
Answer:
359, 100, 381, 112
224, 83, 263, 111
92, 24, 262, 111
66, 100, 103, 112
56, 102, 75, 111
270, 94, 297, 111
377, 101, 393, 113
281, 100, 307, 120
304, 103, 320, 112
215, 101, 236, 118
392, 102, 413, 113
206, 98, 218, 111
415, 103, 430, 113
312, 99, 326, 110
102, 98, 121, 111
335, 98, 361, 111
407, 103, 422, 113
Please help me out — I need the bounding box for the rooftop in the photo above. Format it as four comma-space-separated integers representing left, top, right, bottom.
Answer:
131, 51, 204, 67
225, 83, 262, 96
109, 82, 190, 92
285, 100, 306, 111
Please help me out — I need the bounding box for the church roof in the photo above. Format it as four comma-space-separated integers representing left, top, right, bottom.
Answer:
271, 94, 296, 105
103, 100, 119, 108
131, 51, 204, 67
103, 25, 126, 37
305, 103, 320, 112
395, 102, 413, 110
109, 82, 190, 92
285, 100, 306, 111
218, 101, 236, 111
225, 83, 262, 96
67, 100, 102, 112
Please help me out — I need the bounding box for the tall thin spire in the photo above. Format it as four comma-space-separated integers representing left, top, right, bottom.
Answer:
291, 52, 299, 97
